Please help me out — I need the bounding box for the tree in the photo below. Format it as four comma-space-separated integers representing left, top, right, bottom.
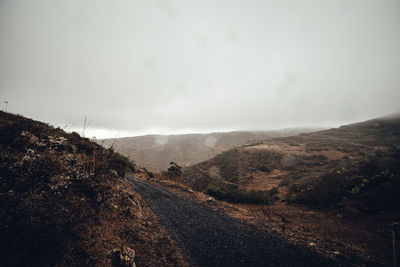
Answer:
167, 161, 181, 181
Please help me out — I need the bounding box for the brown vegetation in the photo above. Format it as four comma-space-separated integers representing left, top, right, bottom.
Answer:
0, 111, 188, 266
179, 114, 400, 213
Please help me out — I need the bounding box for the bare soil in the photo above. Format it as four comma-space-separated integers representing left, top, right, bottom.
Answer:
246, 169, 285, 191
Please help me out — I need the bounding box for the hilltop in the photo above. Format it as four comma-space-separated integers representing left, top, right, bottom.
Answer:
101, 128, 318, 172
0, 111, 187, 266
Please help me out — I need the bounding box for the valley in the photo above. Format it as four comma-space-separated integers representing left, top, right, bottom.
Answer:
1, 111, 399, 266
145, 113, 400, 266
2, 1, 399, 265
101, 129, 318, 172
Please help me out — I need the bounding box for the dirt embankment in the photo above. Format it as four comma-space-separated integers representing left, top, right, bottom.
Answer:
0, 111, 188, 266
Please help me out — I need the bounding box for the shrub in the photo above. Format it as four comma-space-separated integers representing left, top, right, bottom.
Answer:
279, 176, 295, 187
288, 172, 359, 207
259, 166, 270, 172
110, 152, 135, 176
288, 147, 400, 213
166, 162, 181, 181
143, 168, 154, 178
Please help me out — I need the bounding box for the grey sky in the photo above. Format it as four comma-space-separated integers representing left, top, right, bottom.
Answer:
1, 0, 399, 138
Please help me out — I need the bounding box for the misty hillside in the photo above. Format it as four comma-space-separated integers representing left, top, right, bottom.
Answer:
179, 113, 400, 213
101, 129, 319, 172
0, 111, 186, 266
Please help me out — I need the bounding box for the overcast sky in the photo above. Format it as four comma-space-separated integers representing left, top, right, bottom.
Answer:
1, 0, 399, 138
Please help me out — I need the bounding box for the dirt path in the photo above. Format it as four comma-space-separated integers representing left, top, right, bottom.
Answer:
124, 174, 342, 267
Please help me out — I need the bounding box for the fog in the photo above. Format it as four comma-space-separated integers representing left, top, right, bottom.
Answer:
1, 0, 399, 138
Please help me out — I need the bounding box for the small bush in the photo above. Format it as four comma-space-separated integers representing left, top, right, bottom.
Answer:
143, 168, 154, 178
110, 152, 135, 176
166, 162, 181, 181
288, 172, 358, 207
259, 166, 270, 172
279, 176, 295, 186
288, 147, 400, 212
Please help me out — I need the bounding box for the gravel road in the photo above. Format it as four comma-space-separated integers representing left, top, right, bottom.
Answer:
124, 174, 341, 267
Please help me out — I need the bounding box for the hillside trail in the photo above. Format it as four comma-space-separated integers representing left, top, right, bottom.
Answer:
124, 173, 343, 267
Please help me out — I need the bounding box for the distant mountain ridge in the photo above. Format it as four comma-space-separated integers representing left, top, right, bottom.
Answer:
101, 128, 320, 172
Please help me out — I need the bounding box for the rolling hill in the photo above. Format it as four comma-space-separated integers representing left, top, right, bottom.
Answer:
101, 129, 319, 172
179, 113, 400, 212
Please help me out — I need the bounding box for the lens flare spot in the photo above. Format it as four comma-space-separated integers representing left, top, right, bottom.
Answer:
204, 136, 217, 148
209, 165, 221, 179
152, 135, 169, 151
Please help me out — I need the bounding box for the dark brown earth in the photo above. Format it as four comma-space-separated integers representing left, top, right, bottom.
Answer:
0, 111, 188, 266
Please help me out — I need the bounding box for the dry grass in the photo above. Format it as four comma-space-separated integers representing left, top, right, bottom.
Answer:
0, 111, 188, 266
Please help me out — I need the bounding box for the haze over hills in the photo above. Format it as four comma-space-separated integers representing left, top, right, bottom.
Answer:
152, 112, 400, 266
179, 113, 400, 212
2, 0, 399, 265
101, 128, 320, 172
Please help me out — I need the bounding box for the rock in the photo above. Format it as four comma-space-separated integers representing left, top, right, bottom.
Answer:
207, 196, 215, 202
111, 246, 136, 267
48, 136, 71, 151
49, 136, 68, 145
49, 174, 71, 190
96, 193, 103, 202
21, 131, 39, 144
64, 153, 77, 164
